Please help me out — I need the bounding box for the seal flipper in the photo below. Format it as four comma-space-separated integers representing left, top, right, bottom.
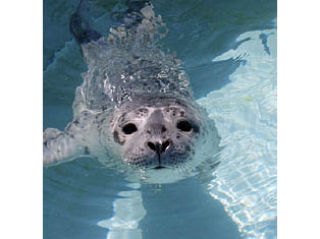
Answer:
43, 111, 100, 166
43, 128, 84, 166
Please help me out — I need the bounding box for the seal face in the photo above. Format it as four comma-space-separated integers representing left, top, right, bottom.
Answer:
110, 99, 201, 169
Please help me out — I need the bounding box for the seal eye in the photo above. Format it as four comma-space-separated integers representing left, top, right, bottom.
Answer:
122, 123, 138, 134
176, 120, 193, 132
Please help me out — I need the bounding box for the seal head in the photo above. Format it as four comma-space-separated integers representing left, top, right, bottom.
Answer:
103, 96, 209, 171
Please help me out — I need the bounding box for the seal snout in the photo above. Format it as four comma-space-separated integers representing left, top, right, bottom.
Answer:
147, 140, 170, 169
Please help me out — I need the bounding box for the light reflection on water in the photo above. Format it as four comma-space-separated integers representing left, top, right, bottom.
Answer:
200, 29, 277, 238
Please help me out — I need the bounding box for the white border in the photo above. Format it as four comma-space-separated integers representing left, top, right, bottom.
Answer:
278, 0, 320, 238
0, 0, 42, 238
1, 0, 320, 238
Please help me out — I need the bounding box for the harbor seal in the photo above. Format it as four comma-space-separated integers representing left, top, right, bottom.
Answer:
44, 1, 220, 181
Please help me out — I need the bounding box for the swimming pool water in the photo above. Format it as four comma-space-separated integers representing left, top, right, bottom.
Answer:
44, 0, 277, 238
200, 28, 277, 238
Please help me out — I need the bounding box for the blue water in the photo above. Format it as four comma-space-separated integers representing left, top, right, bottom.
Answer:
44, 0, 277, 238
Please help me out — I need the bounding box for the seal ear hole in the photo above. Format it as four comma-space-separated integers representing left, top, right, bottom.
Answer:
122, 123, 138, 134
176, 120, 193, 132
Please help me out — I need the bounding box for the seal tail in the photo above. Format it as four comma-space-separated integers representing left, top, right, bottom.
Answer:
70, 12, 101, 44
70, 0, 152, 45
69, 0, 103, 45
70, 0, 164, 64
69, 0, 105, 65
110, 0, 151, 28
107, 0, 166, 47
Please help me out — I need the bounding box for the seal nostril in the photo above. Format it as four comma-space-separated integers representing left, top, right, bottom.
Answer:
161, 140, 170, 152
147, 142, 156, 151
148, 141, 169, 153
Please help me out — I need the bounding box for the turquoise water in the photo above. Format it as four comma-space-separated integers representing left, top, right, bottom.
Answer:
44, 0, 277, 238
